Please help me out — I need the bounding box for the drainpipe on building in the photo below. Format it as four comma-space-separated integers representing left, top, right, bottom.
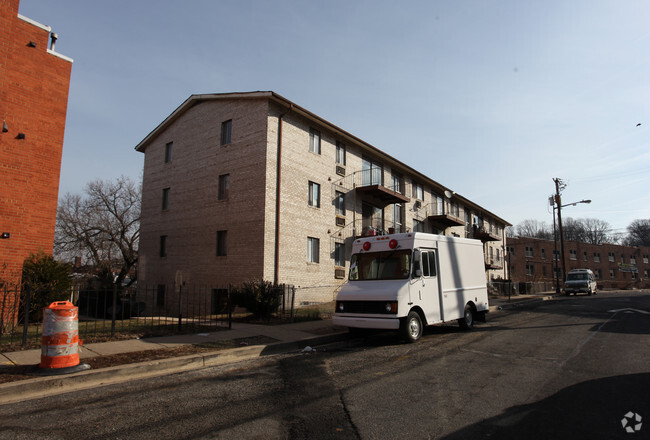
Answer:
274, 104, 293, 285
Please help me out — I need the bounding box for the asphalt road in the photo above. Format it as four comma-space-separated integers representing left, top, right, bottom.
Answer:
0, 291, 648, 439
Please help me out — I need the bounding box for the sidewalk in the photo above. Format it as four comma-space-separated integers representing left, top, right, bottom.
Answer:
0, 293, 559, 405
1, 319, 347, 367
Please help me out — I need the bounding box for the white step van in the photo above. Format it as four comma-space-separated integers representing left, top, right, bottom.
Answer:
333, 232, 489, 342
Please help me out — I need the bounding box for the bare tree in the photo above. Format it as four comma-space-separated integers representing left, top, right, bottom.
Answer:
55, 176, 140, 288
581, 218, 612, 245
625, 219, 650, 246
516, 219, 552, 239
562, 217, 586, 242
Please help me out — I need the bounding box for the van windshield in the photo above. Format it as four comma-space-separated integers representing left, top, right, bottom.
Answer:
567, 273, 588, 280
349, 250, 412, 281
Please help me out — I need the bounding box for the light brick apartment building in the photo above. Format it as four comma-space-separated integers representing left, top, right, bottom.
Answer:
508, 237, 650, 290
135, 92, 510, 305
0, 0, 72, 292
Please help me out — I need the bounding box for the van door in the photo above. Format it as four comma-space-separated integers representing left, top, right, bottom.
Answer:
411, 248, 441, 324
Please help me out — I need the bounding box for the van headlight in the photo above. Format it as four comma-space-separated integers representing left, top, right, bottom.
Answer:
385, 302, 397, 313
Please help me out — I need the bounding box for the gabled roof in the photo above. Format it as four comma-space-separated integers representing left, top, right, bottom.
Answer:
134, 91, 510, 226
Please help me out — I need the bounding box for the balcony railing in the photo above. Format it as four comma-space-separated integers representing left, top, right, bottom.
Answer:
485, 254, 504, 269
422, 201, 466, 228
331, 170, 411, 207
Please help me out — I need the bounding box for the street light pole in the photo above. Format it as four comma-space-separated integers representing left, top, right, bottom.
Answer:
552, 199, 559, 293
552, 178, 591, 293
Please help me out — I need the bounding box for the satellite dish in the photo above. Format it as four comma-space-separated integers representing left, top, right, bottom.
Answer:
444, 190, 453, 199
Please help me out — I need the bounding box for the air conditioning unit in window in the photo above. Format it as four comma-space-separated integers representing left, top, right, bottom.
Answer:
414, 200, 421, 210
335, 216, 346, 227
335, 268, 346, 279
336, 166, 346, 176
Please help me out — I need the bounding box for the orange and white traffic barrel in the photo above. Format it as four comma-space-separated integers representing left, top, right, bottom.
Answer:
39, 301, 90, 374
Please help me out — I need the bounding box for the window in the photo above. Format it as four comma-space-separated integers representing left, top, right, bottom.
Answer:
216, 230, 227, 256
644, 255, 649, 264
610, 269, 615, 279
350, 249, 411, 280
307, 237, 320, 263
594, 252, 601, 263
162, 187, 170, 210
413, 219, 424, 232
336, 141, 346, 165
211, 288, 228, 314
361, 157, 382, 185
308, 181, 320, 207
159, 235, 167, 258
620, 254, 625, 263
221, 119, 232, 145
630, 256, 636, 264
432, 193, 443, 215
608, 252, 615, 262
164, 142, 173, 163
553, 250, 560, 261
569, 249, 577, 260
594, 269, 601, 279
391, 173, 404, 194
583, 251, 588, 262
362, 202, 383, 233
156, 285, 165, 307
309, 128, 321, 154
541, 248, 546, 259
412, 182, 424, 200
420, 251, 437, 277
334, 241, 345, 267
335, 191, 346, 216
525, 247, 534, 258
450, 203, 460, 218
526, 264, 534, 276
392, 203, 404, 233
218, 174, 230, 200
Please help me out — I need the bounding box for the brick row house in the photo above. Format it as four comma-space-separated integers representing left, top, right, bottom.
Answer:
508, 237, 650, 290
135, 92, 510, 306
0, 0, 73, 315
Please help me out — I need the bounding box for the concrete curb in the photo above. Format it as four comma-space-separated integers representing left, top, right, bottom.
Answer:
0, 331, 349, 405
489, 294, 560, 312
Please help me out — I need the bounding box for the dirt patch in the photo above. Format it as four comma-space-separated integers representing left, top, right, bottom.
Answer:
0, 335, 277, 384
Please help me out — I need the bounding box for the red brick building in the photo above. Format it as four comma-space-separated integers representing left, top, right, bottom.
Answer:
507, 237, 650, 290
0, 0, 73, 292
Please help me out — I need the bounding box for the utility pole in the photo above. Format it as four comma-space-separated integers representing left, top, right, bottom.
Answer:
554, 178, 567, 288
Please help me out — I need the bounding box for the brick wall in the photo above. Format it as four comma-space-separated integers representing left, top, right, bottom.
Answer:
0, 0, 72, 292
137, 93, 509, 305
138, 98, 270, 288
508, 237, 650, 289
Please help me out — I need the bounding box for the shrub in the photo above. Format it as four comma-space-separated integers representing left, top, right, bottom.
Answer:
21, 251, 73, 322
231, 280, 282, 321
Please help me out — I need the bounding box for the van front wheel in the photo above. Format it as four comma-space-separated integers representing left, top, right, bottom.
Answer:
400, 311, 423, 343
459, 304, 474, 330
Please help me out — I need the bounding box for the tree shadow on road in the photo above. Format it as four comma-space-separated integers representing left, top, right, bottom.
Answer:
440, 373, 649, 440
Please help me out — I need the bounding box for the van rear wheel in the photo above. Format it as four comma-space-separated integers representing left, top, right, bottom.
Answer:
400, 311, 423, 343
459, 304, 474, 330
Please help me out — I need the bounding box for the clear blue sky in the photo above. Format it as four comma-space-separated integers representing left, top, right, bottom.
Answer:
19, 0, 650, 235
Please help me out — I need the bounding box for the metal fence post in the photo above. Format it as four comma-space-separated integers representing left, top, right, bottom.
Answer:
111, 284, 117, 338
22, 284, 31, 347
227, 285, 232, 329
178, 284, 183, 331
